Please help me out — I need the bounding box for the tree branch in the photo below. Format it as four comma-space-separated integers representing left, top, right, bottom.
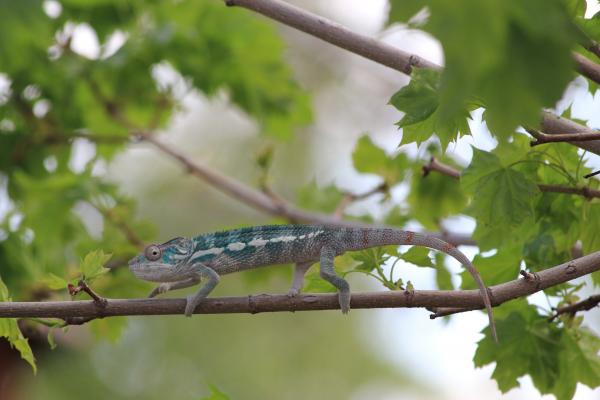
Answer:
422, 157, 461, 179
333, 183, 388, 217
548, 294, 600, 322
540, 112, 600, 155
423, 157, 600, 199
573, 51, 600, 86
136, 132, 473, 245
588, 41, 600, 61
2, 249, 599, 319
222, 0, 600, 155
527, 128, 600, 146
537, 184, 600, 199
224, 0, 441, 74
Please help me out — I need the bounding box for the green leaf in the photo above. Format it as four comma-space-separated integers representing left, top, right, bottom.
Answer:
554, 328, 600, 400
59, 0, 141, 42
433, 253, 453, 290
461, 148, 503, 191
303, 271, 336, 293
425, 0, 578, 138
470, 167, 539, 225
387, 0, 426, 25
200, 384, 230, 400
581, 204, 600, 254
80, 249, 112, 281
383, 206, 411, 228
476, 299, 600, 398
296, 182, 345, 214
0, 0, 53, 75
89, 317, 127, 343
145, 1, 312, 139
474, 300, 561, 394
408, 161, 467, 229
392, 70, 439, 126
47, 328, 57, 350
350, 247, 397, 273
41, 273, 69, 290
460, 245, 522, 289
0, 275, 36, 373
564, 0, 587, 17
399, 246, 434, 268
462, 148, 540, 247
389, 69, 472, 149
352, 135, 408, 184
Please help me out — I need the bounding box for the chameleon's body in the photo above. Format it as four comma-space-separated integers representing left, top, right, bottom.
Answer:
129, 225, 497, 340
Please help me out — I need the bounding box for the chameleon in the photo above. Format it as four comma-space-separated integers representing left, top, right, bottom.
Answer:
128, 224, 497, 341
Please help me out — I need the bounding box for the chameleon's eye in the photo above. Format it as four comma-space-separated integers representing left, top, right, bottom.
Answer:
144, 245, 162, 261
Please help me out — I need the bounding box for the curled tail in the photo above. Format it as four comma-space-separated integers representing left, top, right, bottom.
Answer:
409, 232, 497, 343
344, 228, 497, 342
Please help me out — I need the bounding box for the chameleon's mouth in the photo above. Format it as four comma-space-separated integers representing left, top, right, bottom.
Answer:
128, 260, 183, 282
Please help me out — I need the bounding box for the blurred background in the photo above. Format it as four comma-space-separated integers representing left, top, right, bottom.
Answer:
1, 0, 599, 399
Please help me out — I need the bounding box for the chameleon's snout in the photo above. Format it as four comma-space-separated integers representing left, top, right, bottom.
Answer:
127, 255, 140, 268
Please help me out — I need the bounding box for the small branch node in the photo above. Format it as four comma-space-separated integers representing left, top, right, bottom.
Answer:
404, 289, 414, 305
520, 270, 541, 290
70, 280, 108, 309
565, 263, 578, 275
403, 55, 416, 74
248, 294, 258, 314
519, 270, 535, 281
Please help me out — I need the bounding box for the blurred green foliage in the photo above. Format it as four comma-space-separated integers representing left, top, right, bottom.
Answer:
0, 0, 599, 399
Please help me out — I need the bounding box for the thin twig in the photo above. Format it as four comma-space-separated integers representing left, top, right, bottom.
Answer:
63, 280, 108, 326
334, 183, 388, 217
527, 128, 600, 146
220, 0, 600, 156
2, 249, 600, 319
541, 112, 600, 157
537, 184, 600, 199
68, 280, 107, 308
573, 52, 600, 86
584, 170, 600, 179
136, 132, 473, 245
94, 206, 145, 249
423, 158, 600, 199
224, 0, 441, 74
548, 294, 600, 322
422, 157, 460, 179
224, 0, 600, 85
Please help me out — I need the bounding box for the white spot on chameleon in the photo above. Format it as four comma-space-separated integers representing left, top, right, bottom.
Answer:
248, 238, 268, 246
191, 247, 224, 259
227, 242, 246, 251
270, 235, 297, 243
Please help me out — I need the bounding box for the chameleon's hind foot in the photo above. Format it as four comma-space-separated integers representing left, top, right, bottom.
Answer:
185, 294, 200, 317
339, 290, 351, 314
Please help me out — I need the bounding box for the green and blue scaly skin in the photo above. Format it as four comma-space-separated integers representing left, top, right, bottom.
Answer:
128, 224, 497, 341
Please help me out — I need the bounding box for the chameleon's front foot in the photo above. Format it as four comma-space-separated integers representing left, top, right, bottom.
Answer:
287, 288, 300, 298
148, 283, 169, 298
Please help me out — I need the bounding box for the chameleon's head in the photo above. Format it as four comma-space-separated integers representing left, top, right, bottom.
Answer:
128, 237, 194, 282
